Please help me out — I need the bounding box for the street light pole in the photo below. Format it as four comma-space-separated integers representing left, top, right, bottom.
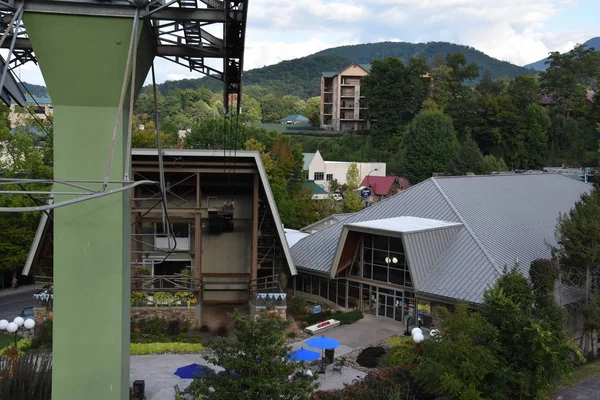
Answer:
367, 167, 378, 187
0, 316, 35, 347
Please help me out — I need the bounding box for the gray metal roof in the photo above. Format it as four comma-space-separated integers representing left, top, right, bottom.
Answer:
303, 153, 315, 170
291, 174, 592, 303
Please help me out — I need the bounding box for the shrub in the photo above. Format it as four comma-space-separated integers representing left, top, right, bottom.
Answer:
288, 297, 309, 318
166, 320, 181, 336
129, 342, 203, 355
356, 346, 386, 368
35, 319, 53, 348
199, 325, 210, 333
144, 317, 165, 336
286, 331, 297, 339
216, 324, 228, 337
314, 367, 414, 400
0, 353, 52, 400
384, 337, 417, 367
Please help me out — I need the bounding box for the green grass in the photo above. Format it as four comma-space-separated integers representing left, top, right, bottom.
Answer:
130, 342, 204, 355
552, 358, 600, 394
0, 333, 14, 349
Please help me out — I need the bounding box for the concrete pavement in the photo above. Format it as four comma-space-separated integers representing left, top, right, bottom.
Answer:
0, 284, 43, 321
554, 375, 600, 399
130, 354, 366, 400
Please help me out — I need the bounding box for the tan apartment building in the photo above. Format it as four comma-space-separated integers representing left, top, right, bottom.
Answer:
321, 63, 370, 132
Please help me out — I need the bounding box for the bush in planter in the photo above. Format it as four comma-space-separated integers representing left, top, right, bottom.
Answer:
130, 342, 203, 355
216, 324, 228, 337
166, 319, 181, 336
333, 309, 363, 325
288, 297, 309, 319
384, 336, 418, 367
286, 331, 297, 339
144, 317, 165, 336
199, 324, 210, 333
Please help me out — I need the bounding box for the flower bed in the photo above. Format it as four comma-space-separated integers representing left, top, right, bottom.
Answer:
130, 342, 204, 355
314, 367, 412, 400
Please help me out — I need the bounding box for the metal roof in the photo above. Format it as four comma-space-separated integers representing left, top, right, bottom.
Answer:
291, 174, 592, 303
299, 213, 354, 233
303, 153, 316, 170
345, 216, 462, 234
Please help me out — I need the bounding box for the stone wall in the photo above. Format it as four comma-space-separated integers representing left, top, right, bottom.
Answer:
34, 307, 53, 325
131, 306, 198, 328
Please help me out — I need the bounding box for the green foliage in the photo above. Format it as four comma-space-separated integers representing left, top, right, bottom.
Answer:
362, 56, 430, 137
314, 367, 414, 400
483, 155, 508, 173
402, 110, 460, 183
34, 319, 53, 349
384, 336, 418, 368
341, 191, 363, 213
345, 162, 360, 190
129, 342, 203, 355
0, 353, 52, 400
448, 136, 486, 175
481, 269, 574, 399
186, 311, 316, 400
556, 185, 600, 287
413, 303, 500, 400
130, 292, 148, 306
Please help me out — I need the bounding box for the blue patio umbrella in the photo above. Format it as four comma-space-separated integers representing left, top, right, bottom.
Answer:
288, 348, 321, 362
174, 363, 214, 379
305, 336, 341, 350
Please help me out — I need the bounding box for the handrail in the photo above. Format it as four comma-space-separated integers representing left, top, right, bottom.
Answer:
131, 273, 202, 293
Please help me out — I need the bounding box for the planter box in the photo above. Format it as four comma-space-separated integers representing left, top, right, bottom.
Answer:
303, 319, 340, 335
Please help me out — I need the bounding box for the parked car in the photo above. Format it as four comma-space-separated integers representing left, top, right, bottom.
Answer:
332, 193, 343, 202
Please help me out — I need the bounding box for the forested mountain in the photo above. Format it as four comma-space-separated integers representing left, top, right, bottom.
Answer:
20, 82, 48, 97
524, 37, 600, 71
156, 41, 537, 99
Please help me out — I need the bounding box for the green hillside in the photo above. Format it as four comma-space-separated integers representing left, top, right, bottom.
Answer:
156, 41, 536, 99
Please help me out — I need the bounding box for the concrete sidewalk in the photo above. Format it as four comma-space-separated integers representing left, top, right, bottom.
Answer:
0, 283, 43, 298
130, 354, 365, 400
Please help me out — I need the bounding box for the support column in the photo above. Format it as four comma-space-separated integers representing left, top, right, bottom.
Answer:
251, 173, 259, 284
24, 12, 155, 400
194, 173, 202, 326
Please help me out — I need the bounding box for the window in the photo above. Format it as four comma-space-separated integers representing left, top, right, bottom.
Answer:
314, 172, 324, 180
361, 233, 413, 287
304, 170, 309, 180
326, 174, 333, 181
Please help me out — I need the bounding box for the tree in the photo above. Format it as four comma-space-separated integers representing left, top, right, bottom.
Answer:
361, 56, 430, 137
413, 303, 500, 400
556, 185, 600, 295
448, 136, 486, 175
342, 191, 363, 213
482, 155, 508, 173
481, 268, 575, 399
186, 312, 316, 400
346, 162, 360, 190
303, 96, 320, 127
522, 104, 550, 169
476, 69, 504, 96
402, 110, 460, 183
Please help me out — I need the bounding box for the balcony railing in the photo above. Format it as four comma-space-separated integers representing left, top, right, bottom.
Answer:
249, 274, 286, 308
131, 273, 201, 293
252, 292, 287, 308
154, 236, 190, 251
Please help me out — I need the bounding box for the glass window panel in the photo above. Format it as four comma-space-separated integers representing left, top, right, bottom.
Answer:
390, 236, 403, 253
373, 235, 389, 250
311, 278, 320, 296
295, 276, 303, 291
337, 280, 346, 307
363, 233, 373, 248
328, 280, 337, 303
320, 279, 328, 299
363, 248, 373, 265
379, 287, 394, 295
304, 277, 312, 294
350, 260, 360, 276
389, 268, 404, 285
372, 265, 388, 283
362, 262, 372, 279
348, 283, 360, 309
373, 249, 388, 267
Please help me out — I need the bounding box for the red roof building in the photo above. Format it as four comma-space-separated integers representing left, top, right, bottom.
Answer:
360, 176, 411, 197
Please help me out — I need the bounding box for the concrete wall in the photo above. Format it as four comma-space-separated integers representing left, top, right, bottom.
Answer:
202, 195, 252, 302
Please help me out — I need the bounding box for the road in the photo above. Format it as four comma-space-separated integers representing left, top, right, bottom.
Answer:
0, 284, 43, 321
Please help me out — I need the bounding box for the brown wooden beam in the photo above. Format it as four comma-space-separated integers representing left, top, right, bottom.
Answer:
133, 167, 256, 174
202, 273, 250, 277
132, 161, 255, 167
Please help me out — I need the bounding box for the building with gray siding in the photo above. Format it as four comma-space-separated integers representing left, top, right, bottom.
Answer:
290, 174, 592, 327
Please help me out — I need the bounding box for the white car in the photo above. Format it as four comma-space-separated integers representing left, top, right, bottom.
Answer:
331, 193, 343, 201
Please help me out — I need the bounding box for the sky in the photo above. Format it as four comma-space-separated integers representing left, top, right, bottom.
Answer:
12, 0, 600, 87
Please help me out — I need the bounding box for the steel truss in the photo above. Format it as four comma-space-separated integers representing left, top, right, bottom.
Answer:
0, 0, 248, 113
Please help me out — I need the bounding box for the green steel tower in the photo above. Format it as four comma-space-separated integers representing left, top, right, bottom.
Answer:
0, 1, 247, 399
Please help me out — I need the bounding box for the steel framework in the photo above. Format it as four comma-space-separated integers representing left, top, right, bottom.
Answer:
0, 0, 247, 113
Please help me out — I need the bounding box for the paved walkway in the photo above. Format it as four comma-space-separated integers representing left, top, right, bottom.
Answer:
130, 354, 365, 400
130, 315, 402, 400
553, 375, 600, 399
